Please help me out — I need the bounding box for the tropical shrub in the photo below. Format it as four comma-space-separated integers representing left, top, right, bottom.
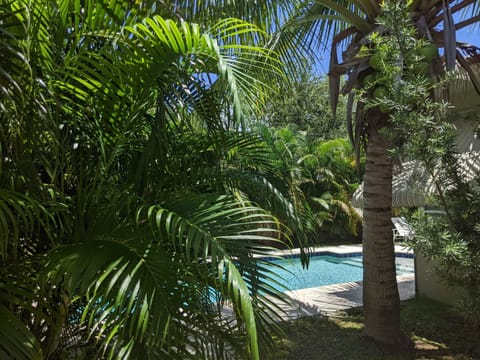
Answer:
410, 182, 480, 328
0, 1, 307, 359
314, 138, 363, 242
258, 126, 362, 243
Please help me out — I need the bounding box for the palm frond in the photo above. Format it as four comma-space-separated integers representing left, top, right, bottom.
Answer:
0, 1, 31, 114
442, 0, 457, 70
0, 189, 56, 261
455, 48, 480, 94
44, 195, 287, 359
0, 304, 43, 360
0, 1, 303, 358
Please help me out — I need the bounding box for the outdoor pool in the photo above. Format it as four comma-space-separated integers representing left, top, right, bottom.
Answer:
265, 253, 414, 292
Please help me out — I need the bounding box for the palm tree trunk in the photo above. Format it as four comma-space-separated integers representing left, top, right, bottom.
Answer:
362, 121, 408, 346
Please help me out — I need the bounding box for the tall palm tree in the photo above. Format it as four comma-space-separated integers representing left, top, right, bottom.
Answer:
0, 1, 307, 358
276, 0, 480, 346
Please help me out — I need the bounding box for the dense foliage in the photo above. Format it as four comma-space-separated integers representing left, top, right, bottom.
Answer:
257, 63, 362, 243
261, 67, 347, 139
410, 189, 480, 328
260, 127, 362, 243
3, 0, 479, 357
0, 1, 314, 358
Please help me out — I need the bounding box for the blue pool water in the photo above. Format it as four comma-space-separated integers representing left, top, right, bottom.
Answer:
265, 254, 414, 292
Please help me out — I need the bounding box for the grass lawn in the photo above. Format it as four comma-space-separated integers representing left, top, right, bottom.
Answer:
270, 297, 480, 360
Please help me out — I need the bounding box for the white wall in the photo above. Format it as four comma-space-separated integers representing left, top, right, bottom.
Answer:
415, 252, 466, 305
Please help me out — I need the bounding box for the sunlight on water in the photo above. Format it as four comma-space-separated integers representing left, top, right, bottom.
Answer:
266, 255, 414, 291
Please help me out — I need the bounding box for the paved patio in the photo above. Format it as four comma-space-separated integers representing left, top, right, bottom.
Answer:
269, 273, 414, 321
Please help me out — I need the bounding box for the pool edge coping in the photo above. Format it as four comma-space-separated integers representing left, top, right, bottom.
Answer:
256, 243, 413, 260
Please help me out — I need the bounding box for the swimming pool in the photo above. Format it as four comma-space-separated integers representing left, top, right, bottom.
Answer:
264, 253, 414, 292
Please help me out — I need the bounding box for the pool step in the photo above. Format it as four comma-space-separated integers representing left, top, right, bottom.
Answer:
323, 257, 363, 268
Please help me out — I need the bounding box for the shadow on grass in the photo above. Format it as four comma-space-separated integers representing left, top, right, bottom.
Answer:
268, 297, 480, 360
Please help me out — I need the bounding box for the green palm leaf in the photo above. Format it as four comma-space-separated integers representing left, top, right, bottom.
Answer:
0, 304, 43, 360
0, 1, 31, 114
45, 195, 287, 359
0, 189, 55, 261
1, 1, 299, 358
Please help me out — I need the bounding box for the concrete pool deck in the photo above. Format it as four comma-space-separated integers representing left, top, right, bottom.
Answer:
258, 244, 415, 321
271, 273, 415, 321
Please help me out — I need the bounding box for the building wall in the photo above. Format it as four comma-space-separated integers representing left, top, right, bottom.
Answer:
415, 252, 466, 305
454, 117, 480, 153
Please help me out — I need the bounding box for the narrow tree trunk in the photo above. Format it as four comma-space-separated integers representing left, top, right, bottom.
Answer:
362, 123, 408, 347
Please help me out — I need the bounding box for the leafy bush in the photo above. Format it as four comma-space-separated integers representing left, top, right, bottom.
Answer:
259, 125, 363, 243
410, 181, 480, 328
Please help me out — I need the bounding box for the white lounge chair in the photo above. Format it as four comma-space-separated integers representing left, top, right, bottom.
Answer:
391, 217, 414, 242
